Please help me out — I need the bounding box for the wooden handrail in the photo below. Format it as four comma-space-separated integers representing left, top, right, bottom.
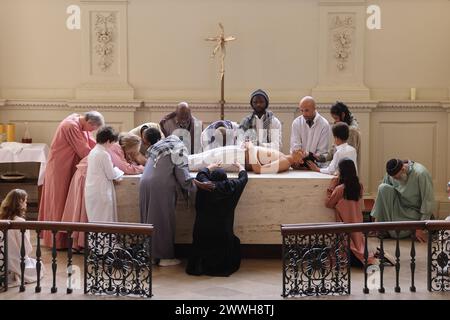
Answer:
0, 220, 153, 235
424, 220, 450, 231
281, 221, 427, 236
0, 220, 10, 230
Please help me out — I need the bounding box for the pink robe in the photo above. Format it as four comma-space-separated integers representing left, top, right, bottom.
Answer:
61, 143, 144, 250
325, 178, 375, 265
60, 158, 88, 251
38, 114, 95, 249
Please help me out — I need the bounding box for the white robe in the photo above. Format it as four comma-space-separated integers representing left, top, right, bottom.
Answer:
7, 217, 44, 287
188, 145, 245, 172
85, 144, 124, 223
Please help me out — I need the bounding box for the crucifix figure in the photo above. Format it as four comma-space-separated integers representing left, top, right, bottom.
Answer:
205, 23, 236, 120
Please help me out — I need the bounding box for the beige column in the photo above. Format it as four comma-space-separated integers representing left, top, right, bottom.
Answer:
76, 0, 134, 100
312, 0, 370, 101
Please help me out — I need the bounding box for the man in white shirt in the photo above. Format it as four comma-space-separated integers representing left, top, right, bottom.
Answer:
307, 122, 357, 175
290, 96, 331, 160
239, 89, 282, 150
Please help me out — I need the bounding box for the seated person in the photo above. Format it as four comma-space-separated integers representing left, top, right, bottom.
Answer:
0, 189, 44, 287
201, 120, 238, 151
186, 162, 248, 277
306, 122, 357, 175
187, 141, 304, 174
129, 122, 165, 155
325, 159, 376, 267
370, 158, 435, 242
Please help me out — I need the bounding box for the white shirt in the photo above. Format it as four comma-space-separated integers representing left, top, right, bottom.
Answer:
290, 112, 331, 155
320, 143, 357, 175
254, 116, 282, 150
85, 144, 124, 223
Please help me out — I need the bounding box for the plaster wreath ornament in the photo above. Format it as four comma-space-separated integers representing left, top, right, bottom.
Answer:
94, 13, 116, 72
333, 31, 351, 70
332, 16, 355, 71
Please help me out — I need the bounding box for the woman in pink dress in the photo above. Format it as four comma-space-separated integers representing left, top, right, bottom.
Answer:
325, 158, 376, 266
61, 133, 145, 250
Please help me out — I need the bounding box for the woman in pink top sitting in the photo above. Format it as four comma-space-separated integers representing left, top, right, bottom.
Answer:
61, 132, 145, 251
325, 158, 376, 267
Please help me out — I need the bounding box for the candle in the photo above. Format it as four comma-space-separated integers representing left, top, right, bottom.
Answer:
6, 123, 15, 142
410, 88, 416, 101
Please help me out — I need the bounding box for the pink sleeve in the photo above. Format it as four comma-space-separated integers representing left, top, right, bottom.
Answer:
325, 184, 344, 209
65, 122, 93, 159
109, 144, 144, 175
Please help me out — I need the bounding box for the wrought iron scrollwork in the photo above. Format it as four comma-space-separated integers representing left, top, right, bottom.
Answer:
282, 233, 351, 297
0, 230, 7, 292
84, 232, 152, 298
428, 230, 450, 291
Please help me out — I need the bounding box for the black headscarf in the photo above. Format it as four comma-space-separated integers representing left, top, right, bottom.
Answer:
210, 168, 228, 182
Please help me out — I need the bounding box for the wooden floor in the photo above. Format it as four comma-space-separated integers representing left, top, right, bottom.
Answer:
2, 237, 450, 300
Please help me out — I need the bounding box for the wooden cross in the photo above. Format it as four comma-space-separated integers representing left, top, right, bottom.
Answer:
205, 23, 236, 120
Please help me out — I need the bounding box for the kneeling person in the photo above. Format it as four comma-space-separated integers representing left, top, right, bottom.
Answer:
370, 158, 435, 241
186, 162, 248, 276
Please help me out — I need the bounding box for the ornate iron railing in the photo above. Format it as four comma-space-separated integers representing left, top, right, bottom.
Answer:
0, 221, 8, 293
281, 221, 450, 298
427, 221, 450, 292
0, 221, 153, 298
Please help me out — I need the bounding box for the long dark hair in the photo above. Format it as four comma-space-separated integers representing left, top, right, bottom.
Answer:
331, 101, 354, 126
0, 189, 28, 220
338, 159, 361, 201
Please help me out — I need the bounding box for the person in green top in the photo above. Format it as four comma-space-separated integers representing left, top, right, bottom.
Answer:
371, 158, 435, 242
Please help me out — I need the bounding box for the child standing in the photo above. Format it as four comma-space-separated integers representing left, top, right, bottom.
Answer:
85, 126, 124, 222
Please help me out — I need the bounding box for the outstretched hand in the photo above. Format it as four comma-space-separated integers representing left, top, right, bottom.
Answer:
207, 161, 222, 171
232, 162, 245, 172
193, 179, 215, 192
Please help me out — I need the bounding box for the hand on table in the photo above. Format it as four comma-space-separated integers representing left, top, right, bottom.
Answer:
306, 160, 320, 172
232, 162, 245, 172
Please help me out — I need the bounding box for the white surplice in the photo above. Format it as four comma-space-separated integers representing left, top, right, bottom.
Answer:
85, 144, 124, 223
